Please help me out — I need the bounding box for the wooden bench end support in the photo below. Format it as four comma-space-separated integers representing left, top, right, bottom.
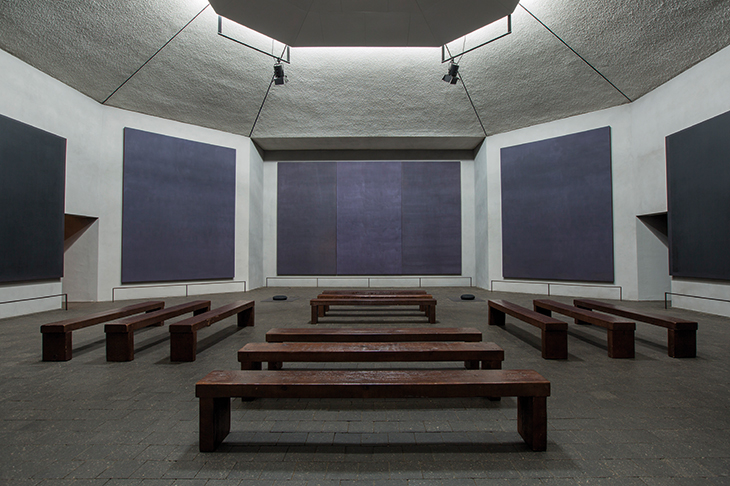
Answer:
106, 331, 135, 362
42, 332, 72, 361
518, 396, 547, 451
238, 306, 255, 327
668, 329, 696, 358
542, 330, 568, 360
488, 307, 506, 326
199, 396, 231, 452
170, 331, 198, 362
607, 330, 635, 359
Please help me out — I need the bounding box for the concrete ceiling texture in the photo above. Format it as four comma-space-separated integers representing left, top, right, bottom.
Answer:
0, 0, 728, 157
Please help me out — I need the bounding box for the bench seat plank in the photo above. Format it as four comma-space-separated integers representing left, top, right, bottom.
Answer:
169, 300, 255, 362
310, 297, 437, 324
40, 300, 165, 361
320, 290, 428, 295
238, 341, 504, 370
104, 300, 211, 362
266, 327, 482, 343
488, 299, 568, 359
533, 299, 635, 359
574, 298, 697, 358
196, 369, 550, 452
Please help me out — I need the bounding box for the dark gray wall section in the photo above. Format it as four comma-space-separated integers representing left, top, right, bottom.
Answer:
0, 114, 66, 283
277, 162, 338, 275
336, 162, 403, 275
121, 128, 236, 283
501, 126, 615, 282
402, 162, 461, 274
666, 110, 730, 281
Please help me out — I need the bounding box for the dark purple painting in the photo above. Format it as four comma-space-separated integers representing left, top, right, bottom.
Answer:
277, 162, 337, 275
336, 162, 403, 275
122, 128, 236, 283
500, 126, 614, 282
667, 110, 730, 281
0, 114, 66, 283
402, 162, 461, 274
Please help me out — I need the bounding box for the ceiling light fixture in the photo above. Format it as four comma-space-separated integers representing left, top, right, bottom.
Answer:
442, 62, 459, 84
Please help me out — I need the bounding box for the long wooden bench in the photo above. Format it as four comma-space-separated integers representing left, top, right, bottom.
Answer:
319, 289, 428, 295
196, 369, 550, 451
533, 299, 635, 359
310, 297, 437, 324
238, 341, 504, 370
315, 293, 434, 318
40, 300, 165, 361
266, 327, 482, 343
169, 300, 255, 362
488, 299, 568, 359
104, 300, 211, 361
574, 298, 698, 358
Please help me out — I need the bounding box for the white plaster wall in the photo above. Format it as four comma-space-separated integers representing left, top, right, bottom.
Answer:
0, 49, 102, 317
248, 142, 265, 289
635, 219, 670, 301
630, 44, 730, 315
0, 49, 255, 316
474, 142, 489, 289
482, 104, 637, 299
262, 160, 477, 288
63, 221, 100, 302
96, 106, 253, 301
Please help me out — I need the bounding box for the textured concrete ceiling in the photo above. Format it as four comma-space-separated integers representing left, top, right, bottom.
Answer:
0, 0, 728, 155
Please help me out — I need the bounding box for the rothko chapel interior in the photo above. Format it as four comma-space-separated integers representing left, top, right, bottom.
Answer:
1, 0, 730, 482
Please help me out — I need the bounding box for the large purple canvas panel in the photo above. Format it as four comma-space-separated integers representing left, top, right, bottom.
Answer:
402, 162, 461, 274
277, 162, 337, 275
122, 128, 236, 283
501, 126, 614, 282
666, 110, 730, 281
0, 114, 66, 283
337, 162, 402, 275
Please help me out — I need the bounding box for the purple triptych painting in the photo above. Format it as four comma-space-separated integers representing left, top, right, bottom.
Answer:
277, 161, 461, 276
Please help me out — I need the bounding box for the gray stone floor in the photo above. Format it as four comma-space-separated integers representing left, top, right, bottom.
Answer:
1, 287, 729, 486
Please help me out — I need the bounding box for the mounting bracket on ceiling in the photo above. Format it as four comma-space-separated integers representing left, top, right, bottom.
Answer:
441, 15, 512, 63
217, 16, 290, 64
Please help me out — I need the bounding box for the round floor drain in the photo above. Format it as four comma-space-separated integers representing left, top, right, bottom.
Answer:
272, 295, 288, 301
460, 294, 475, 300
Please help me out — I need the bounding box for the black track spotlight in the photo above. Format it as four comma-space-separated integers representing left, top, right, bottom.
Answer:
442, 62, 459, 84
274, 63, 287, 85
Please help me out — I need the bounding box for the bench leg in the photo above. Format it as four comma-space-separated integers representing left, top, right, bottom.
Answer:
237, 307, 255, 327
199, 397, 231, 452
170, 331, 197, 362
607, 329, 635, 359
311, 305, 319, 324
240, 361, 262, 370
319, 306, 326, 317
464, 360, 480, 369
542, 330, 568, 359
428, 305, 436, 324
534, 306, 551, 317
668, 329, 696, 358
42, 332, 72, 361
488, 307, 505, 326
106, 331, 134, 361
518, 396, 547, 451
267, 361, 283, 370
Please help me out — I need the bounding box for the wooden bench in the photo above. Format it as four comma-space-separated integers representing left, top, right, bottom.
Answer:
319, 289, 428, 295
533, 299, 635, 359
316, 293, 434, 317
104, 300, 211, 361
310, 297, 437, 324
196, 369, 550, 451
169, 300, 255, 362
574, 298, 698, 358
238, 341, 504, 370
488, 299, 568, 359
40, 300, 165, 361
266, 327, 482, 343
